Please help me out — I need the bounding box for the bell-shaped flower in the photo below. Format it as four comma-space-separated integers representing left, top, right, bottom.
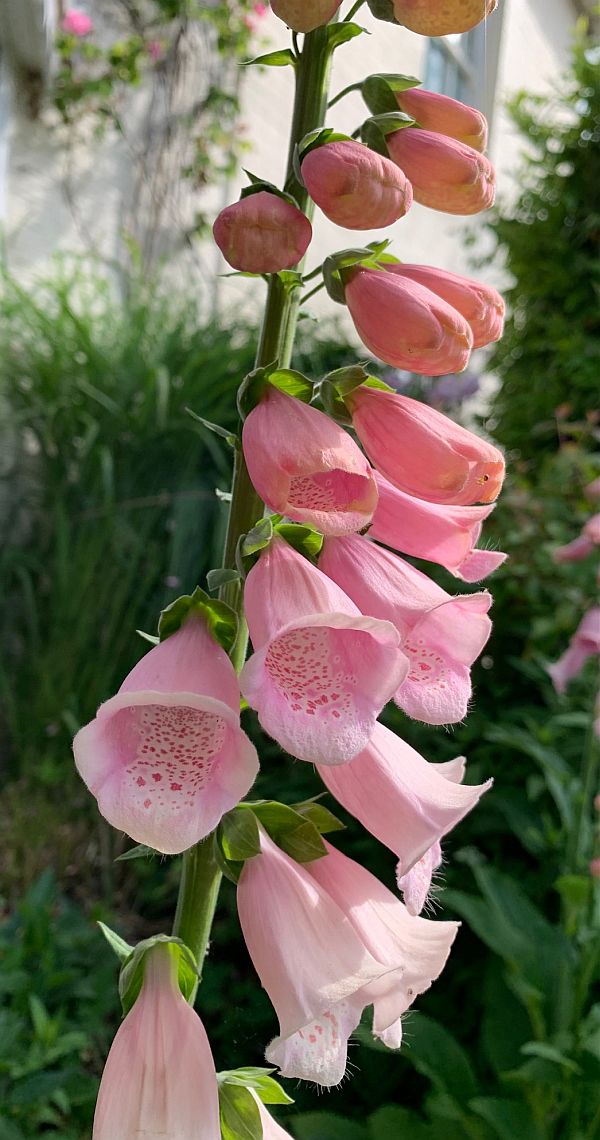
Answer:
387, 128, 495, 215
345, 267, 473, 375
320, 535, 492, 723
346, 387, 505, 504
213, 191, 312, 273
237, 829, 390, 1086
73, 617, 259, 854
388, 263, 504, 349
318, 721, 491, 877
369, 471, 506, 582
93, 944, 220, 1140
271, 0, 342, 32
307, 841, 458, 1048
239, 538, 407, 764
392, 0, 497, 38
395, 87, 488, 151
301, 140, 412, 229
242, 386, 378, 536
547, 607, 600, 694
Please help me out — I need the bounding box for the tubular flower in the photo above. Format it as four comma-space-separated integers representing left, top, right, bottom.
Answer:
93, 944, 220, 1140
388, 264, 504, 349
242, 386, 378, 536
547, 607, 600, 695
320, 535, 492, 723
386, 128, 495, 215
271, 0, 342, 31
346, 387, 505, 504
301, 140, 413, 229
239, 538, 408, 764
395, 87, 488, 152
237, 829, 390, 1087
345, 268, 473, 375
213, 192, 312, 273
392, 0, 497, 36
369, 471, 506, 582
307, 841, 459, 1049
317, 721, 491, 876
73, 617, 259, 854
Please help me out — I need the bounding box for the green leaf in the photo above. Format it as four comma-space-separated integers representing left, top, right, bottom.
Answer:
240, 517, 274, 558
402, 1013, 478, 1107
360, 112, 414, 156
267, 368, 313, 403
273, 523, 323, 560
520, 1041, 580, 1072
218, 1068, 294, 1106
219, 807, 262, 861
322, 364, 371, 395
119, 937, 198, 1016
219, 1082, 263, 1140
292, 799, 345, 835
362, 73, 421, 116
114, 843, 157, 862
368, 1105, 433, 1140
185, 407, 237, 447
290, 1113, 368, 1140
326, 21, 367, 49
97, 921, 133, 963
158, 585, 238, 655
470, 1096, 546, 1140
251, 801, 327, 862
240, 173, 300, 211
206, 567, 241, 594
244, 48, 296, 68
213, 831, 246, 885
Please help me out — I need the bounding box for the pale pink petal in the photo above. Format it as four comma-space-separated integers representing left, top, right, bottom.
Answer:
583, 514, 600, 543
375, 1018, 403, 1049
547, 643, 593, 694
575, 607, 600, 651
396, 649, 474, 724
266, 997, 364, 1087
397, 841, 443, 916
119, 618, 240, 711
251, 1092, 294, 1139
453, 547, 507, 581
435, 755, 467, 782
554, 535, 595, 563
585, 477, 600, 500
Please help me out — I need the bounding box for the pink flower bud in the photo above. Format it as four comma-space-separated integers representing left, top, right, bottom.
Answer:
73, 617, 259, 854
213, 192, 312, 273
271, 0, 342, 32
239, 538, 408, 764
243, 387, 378, 535
93, 944, 220, 1140
301, 141, 412, 230
387, 128, 495, 215
392, 0, 497, 36
395, 87, 488, 152
345, 267, 473, 375
347, 387, 505, 505
389, 263, 504, 349
590, 858, 600, 878
62, 9, 94, 36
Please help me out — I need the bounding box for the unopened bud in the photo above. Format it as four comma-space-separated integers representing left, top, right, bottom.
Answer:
213, 191, 312, 273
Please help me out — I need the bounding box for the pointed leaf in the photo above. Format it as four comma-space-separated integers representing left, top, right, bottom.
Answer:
470, 1097, 546, 1140
186, 408, 238, 447
219, 1082, 263, 1140
274, 522, 324, 560
244, 48, 296, 68
250, 801, 328, 863
114, 843, 157, 862
219, 808, 262, 861
327, 21, 367, 49
292, 800, 345, 835
97, 921, 133, 963
362, 73, 420, 115
267, 368, 313, 403
206, 568, 242, 594
218, 1068, 294, 1105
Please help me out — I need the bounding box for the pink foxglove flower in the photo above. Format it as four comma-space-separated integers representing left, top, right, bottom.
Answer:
213, 192, 312, 273
584, 513, 600, 543
553, 534, 595, 563
301, 141, 412, 229
369, 471, 506, 582
271, 0, 343, 32
346, 387, 505, 505
387, 128, 495, 215
93, 944, 220, 1140
395, 87, 488, 151
318, 722, 491, 876
73, 617, 259, 854
62, 9, 94, 36
547, 607, 600, 694
242, 387, 378, 535
307, 841, 458, 1049
392, 0, 497, 38
585, 476, 600, 500
320, 535, 492, 723
237, 829, 389, 1086
388, 264, 504, 349
240, 538, 407, 764
345, 268, 473, 375
251, 1093, 294, 1139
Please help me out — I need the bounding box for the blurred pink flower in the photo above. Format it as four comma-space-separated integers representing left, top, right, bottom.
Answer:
146, 40, 164, 61
62, 9, 93, 36
547, 607, 600, 694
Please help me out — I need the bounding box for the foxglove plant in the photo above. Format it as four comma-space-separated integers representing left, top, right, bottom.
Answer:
73, 3, 510, 1135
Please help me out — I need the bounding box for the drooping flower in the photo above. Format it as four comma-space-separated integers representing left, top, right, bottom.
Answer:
345, 267, 473, 375
73, 617, 259, 854
237, 829, 389, 1086
392, 0, 497, 37
388, 264, 504, 349
547, 607, 600, 695
318, 721, 491, 875
386, 128, 495, 215
301, 140, 413, 229
369, 471, 506, 582
271, 0, 343, 32
62, 9, 94, 36
242, 386, 378, 535
93, 944, 220, 1140
320, 535, 492, 723
553, 534, 596, 564
307, 841, 458, 1049
394, 87, 488, 151
213, 192, 312, 273
346, 387, 505, 504
240, 538, 407, 764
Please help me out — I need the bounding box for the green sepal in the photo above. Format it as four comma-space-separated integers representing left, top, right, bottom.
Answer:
249, 801, 328, 863
362, 72, 421, 116
118, 935, 199, 1016
97, 921, 133, 963
323, 364, 372, 397
218, 1067, 294, 1106
136, 628, 160, 646
240, 171, 300, 211
213, 831, 246, 885
293, 126, 354, 186
219, 807, 262, 861
327, 21, 367, 50
323, 240, 398, 304
114, 843, 157, 862
365, 0, 399, 24
237, 362, 313, 419
320, 364, 393, 421
292, 797, 346, 835
239, 516, 274, 563
273, 522, 324, 561
243, 47, 296, 68
186, 407, 238, 448
219, 1081, 263, 1140
277, 270, 304, 294
206, 567, 241, 594
360, 111, 415, 156
158, 586, 238, 655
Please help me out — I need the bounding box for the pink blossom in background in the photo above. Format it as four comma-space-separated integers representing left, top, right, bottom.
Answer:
62, 8, 94, 36
242, 386, 378, 535
554, 534, 595, 564
583, 513, 600, 544
240, 539, 408, 764
73, 617, 259, 853
387, 264, 505, 349
93, 945, 220, 1140
146, 40, 164, 61
394, 86, 488, 151
589, 858, 600, 878
585, 476, 600, 500
301, 140, 413, 229
547, 607, 600, 695
317, 721, 491, 874
386, 128, 495, 215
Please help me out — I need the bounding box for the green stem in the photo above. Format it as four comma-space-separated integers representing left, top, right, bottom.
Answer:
301, 280, 326, 305
172, 24, 336, 967
328, 80, 363, 109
